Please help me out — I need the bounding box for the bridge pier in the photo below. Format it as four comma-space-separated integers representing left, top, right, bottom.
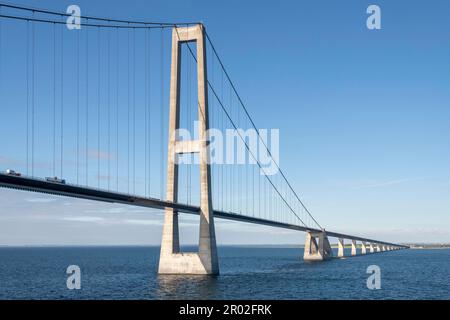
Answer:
158, 24, 219, 275
351, 240, 357, 256
303, 230, 333, 261
337, 238, 345, 257
370, 243, 375, 253
361, 242, 367, 254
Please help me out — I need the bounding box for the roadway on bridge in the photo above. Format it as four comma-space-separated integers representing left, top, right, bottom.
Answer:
0, 173, 407, 248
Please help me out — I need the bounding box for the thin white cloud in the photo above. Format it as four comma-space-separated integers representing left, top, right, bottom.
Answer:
25, 197, 57, 203
87, 149, 115, 160
123, 219, 162, 226
59, 216, 165, 227
357, 177, 425, 189
61, 216, 105, 223
0, 156, 22, 166
83, 207, 163, 215
83, 207, 131, 214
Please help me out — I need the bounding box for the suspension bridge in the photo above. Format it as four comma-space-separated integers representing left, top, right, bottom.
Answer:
0, 3, 407, 275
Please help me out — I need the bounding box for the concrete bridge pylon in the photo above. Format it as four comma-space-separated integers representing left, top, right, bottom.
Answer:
158, 24, 219, 275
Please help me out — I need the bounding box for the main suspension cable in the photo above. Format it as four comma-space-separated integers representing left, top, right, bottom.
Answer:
204, 31, 322, 229
174, 27, 309, 227
0, 2, 198, 27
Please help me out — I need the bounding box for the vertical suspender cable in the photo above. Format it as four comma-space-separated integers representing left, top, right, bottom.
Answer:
31, 13, 35, 177
148, 28, 151, 197
60, 17, 64, 179
144, 27, 148, 197
147, 29, 152, 197
252, 150, 255, 217
269, 166, 272, 220
116, 27, 119, 191
258, 148, 261, 217
266, 176, 268, 219
229, 85, 232, 211
76, 27, 80, 184
209, 40, 213, 207
246, 117, 248, 215
184, 37, 188, 203
213, 52, 217, 207
160, 27, 164, 199
235, 92, 239, 212
188, 36, 192, 205
188, 29, 192, 205
26, 20, 29, 175
97, 27, 100, 188
107, 26, 111, 190
133, 28, 136, 194
85, 19, 89, 185
60, 16, 64, 179
186, 33, 190, 204
0, 5, 2, 110
238, 90, 241, 213
127, 26, 130, 193
228, 87, 230, 210
221, 70, 224, 210
53, 23, 56, 177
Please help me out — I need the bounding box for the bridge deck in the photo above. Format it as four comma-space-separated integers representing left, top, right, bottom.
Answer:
0, 173, 407, 248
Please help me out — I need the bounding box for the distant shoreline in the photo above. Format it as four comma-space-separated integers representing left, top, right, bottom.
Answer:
410, 246, 450, 250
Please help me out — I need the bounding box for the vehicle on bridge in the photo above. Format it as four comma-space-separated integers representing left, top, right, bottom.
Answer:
5, 169, 21, 176
45, 176, 66, 184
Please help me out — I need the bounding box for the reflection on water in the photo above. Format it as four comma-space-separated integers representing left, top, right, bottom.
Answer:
156, 275, 220, 300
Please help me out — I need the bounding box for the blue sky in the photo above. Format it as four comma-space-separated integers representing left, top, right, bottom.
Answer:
0, 0, 449, 245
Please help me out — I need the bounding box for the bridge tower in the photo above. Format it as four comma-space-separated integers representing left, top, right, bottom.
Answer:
158, 24, 219, 275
